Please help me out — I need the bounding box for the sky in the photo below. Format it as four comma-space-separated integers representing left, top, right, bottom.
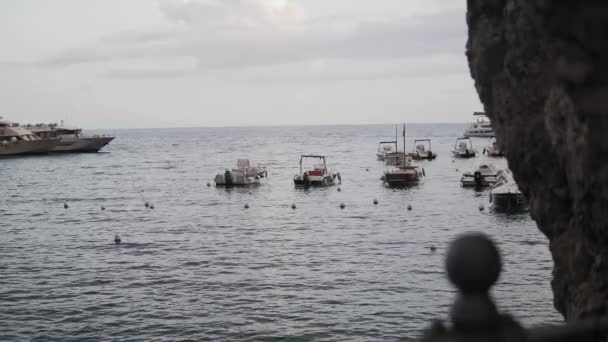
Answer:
0, 0, 481, 129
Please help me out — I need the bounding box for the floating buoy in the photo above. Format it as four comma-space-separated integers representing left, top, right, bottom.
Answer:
145, 202, 150, 208
114, 234, 121, 245
479, 204, 485, 212
244, 203, 249, 209
291, 203, 296, 210
101, 206, 106, 211
452, 159, 455, 163
150, 204, 155, 209
248, 191, 252, 195
366, 168, 369, 172
206, 182, 211, 187
429, 246, 437, 252
339, 203, 345, 209
407, 204, 412, 211
456, 168, 459, 172
64, 202, 69, 209
337, 187, 342, 192
373, 199, 378, 205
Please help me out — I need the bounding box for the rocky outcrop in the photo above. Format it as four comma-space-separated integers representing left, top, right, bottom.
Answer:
466, 0, 608, 319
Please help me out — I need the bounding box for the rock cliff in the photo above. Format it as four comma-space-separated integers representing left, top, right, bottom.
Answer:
466, 0, 608, 319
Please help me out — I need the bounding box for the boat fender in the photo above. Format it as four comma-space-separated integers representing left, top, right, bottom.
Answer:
225, 170, 233, 186
422, 168, 426, 177
483, 148, 487, 155
489, 193, 493, 203
337, 172, 342, 183
474, 171, 483, 187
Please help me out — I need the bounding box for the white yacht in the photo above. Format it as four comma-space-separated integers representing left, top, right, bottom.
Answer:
461, 163, 504, 188
293, 155, 341, 187
463, 112, 494, 137
26, 122, 114, 153
214, 159, 267, 187
0, 117, 59, 155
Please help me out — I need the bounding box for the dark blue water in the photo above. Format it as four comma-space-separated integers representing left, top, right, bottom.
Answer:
0, 124, 559, 341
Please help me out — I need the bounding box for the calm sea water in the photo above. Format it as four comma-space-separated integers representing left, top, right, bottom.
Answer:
0, 124, 560, 341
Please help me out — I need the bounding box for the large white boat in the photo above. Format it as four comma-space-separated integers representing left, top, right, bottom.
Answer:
293, 155, 341, 187
214, 159, 267, 187
463, 112, 494, 137
26, 122, 114, 153
0, 117, 59, 155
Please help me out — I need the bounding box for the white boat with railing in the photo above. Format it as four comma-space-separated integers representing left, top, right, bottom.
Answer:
463, 112, 494, 137
214, 159, 267, 186
0, 117, 59, 155
452, 137, 477, 158
376, 141, 398, 161
26, 121, 114, 153
409, 139, 437, 160
490, 171, 527, 211
293, 155, 341, 187
461, 163, 504, 188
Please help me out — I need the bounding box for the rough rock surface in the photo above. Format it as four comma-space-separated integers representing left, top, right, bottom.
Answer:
466, 0, 608, 320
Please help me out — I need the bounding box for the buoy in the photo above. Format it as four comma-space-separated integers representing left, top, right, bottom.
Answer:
407, 204, 412, 211
337, 187, 342, 192
114, 234, 122, 245
291, 203, 296, 210
339, 203, 345, 209
429, 246, 437, 252
479, 204, 485, 212
452, 159, 455, 163
373, 199, 378, 205
150, 204, 155, 209
101, 206, 106, 211
248, 191, 252, 195
366, 168, 369, 172
145, 202, 150, 208
456, 168, 459, 172
244, 203, 249, 209
206, 182, 211, 187
64, 202, 69, 209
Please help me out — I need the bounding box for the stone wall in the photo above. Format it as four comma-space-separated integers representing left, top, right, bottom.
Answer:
466, 0, 608, 319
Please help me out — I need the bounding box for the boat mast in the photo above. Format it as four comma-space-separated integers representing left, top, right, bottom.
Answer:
402, 123, 406, 167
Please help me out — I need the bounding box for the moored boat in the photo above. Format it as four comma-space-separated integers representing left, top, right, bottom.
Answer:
452, 137, 477, 158
483, 137, 504, 157
383, 155, 423, 188
490, 173, 527, 211
293, 155, 341, 187
0, 117, 59, 155
26, 122, 114, 153
214, 159, 267, 187
460, 163, 503, 188
463, 111, 494, 137
376, 141, 398, 161
409, 139, 437, 160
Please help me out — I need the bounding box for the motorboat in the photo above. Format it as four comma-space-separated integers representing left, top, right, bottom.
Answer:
483, 137, 504, 157
383, 155, 423, 188
214, 159, 267, 187
293, 155, 341, 187
460, 163, 504, 188
452, 137, 477, 158
376, 140, 398, 161
409, 139, 437, 160
26, 121, 114, 153
463, 111, 494, 137
0, 117, 59, 155
490, 172, 527, 211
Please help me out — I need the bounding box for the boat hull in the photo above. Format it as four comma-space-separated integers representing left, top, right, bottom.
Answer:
410, 152, 437, 161
215, 171, 262, 187
491, 193, 527, 212
294, 174, 338, 187
383, 171, 420, 188
463, 131, 495, 138
53, 136, 115, 153
0, 138, 59, 155
452, 151, 476, 158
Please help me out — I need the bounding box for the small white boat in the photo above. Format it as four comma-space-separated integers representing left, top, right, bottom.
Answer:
376, 141, 398, 161
26, 122, 114, 153
460, 163, 503, 188
214, 159, 267, 187
452, 137, 477, 158
463, 112, 494, 137
483, 137, 504, 157
293, 155, 341, 187
0, 117, 59, 155
409, 139, 437, 161
490, 173, 527, 211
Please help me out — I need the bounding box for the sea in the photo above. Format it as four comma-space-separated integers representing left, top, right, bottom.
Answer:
0, 124, 561, 341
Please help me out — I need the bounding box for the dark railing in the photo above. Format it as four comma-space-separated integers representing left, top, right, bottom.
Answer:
420, 233, 608, 342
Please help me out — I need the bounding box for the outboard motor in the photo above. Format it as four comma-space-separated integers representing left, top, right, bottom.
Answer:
224, 170, 233, 186
303, 172, 310, 187
474, 171, 483, 187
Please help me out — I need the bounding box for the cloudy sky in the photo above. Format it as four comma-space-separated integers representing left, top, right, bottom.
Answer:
0, 0, 481, 128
